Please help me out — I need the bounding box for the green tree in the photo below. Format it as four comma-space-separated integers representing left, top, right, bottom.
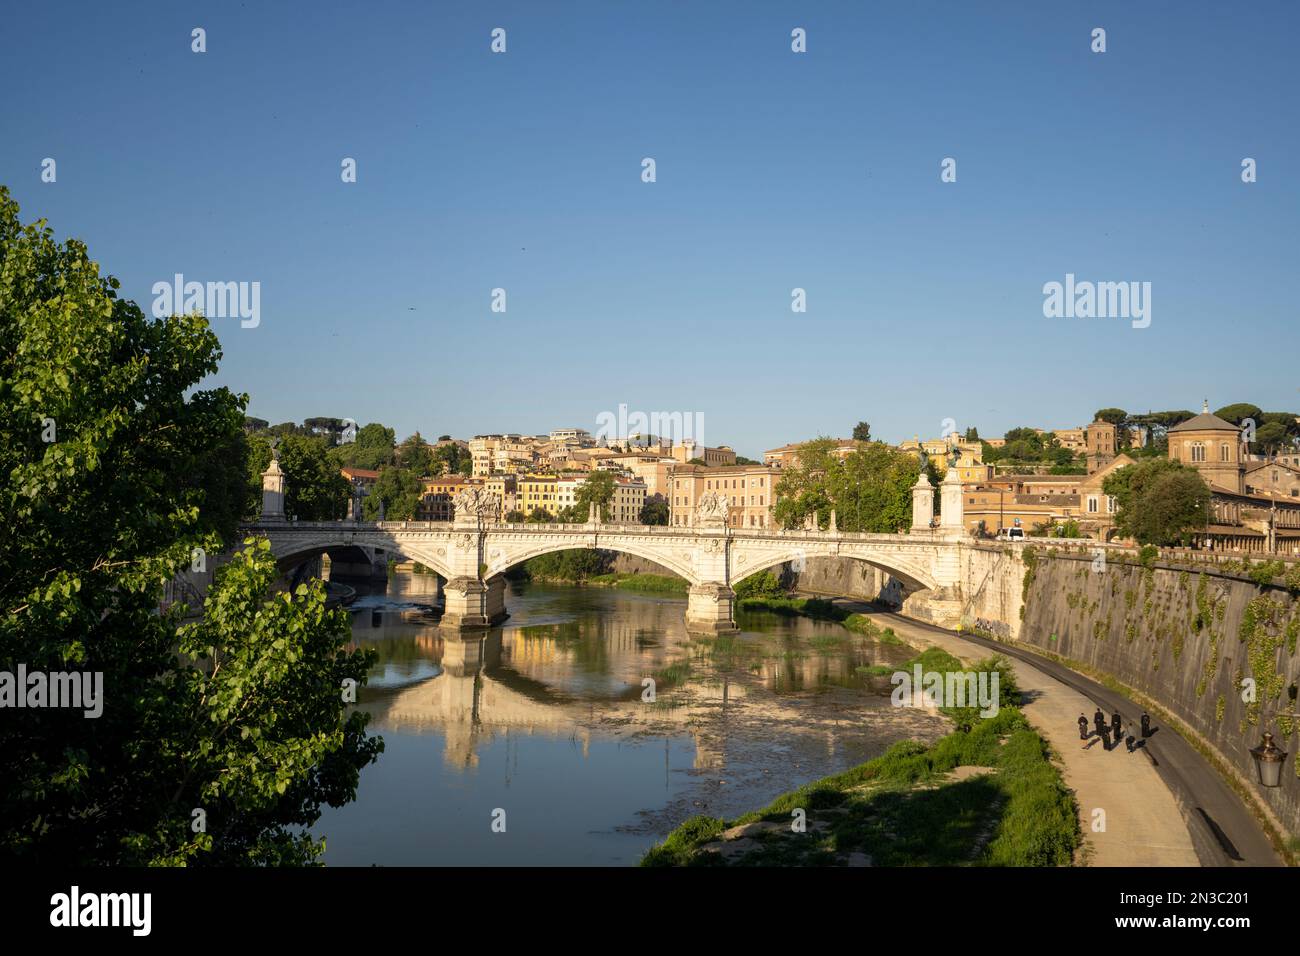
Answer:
1147, 409, 1197, 428
303, 417, 347, 443
432, 441, 470, 477
337, 423, 395, 470
734, 570, 783, 598
1103, 458, 1211, 546
1003, 439, 1039, 461
774, 438, 930, 533
1214, 403, 1263, 426
556, 504, 585, 522
277, 434, 349, 520
575, 470, 616, 520
1093, 407, 1128, 426
522, 549, 606, 581
0, 187, 380, 863
152, 540, 381, 864
363, 465, 422, 520
852, 421, 871, 442
1252, 420, 1291, 455
397, 432, 433, 476
639, 494, 670, 525
1034, 518, 1083, 538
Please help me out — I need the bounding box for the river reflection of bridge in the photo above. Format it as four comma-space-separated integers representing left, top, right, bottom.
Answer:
355, 586, 933, 773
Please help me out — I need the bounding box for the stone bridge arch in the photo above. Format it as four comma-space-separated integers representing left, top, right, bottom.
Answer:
481, 532, 700, 586
261, 531, 456, 582
728, 541, 942, 594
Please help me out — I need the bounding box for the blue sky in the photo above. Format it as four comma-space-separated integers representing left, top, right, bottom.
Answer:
3, 1, 1297, 458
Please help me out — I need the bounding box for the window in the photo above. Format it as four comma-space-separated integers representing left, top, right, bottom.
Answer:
1221, 443, 1230, 462
1107, 496, 1116, 513
1191, 443, 1205, 463
1087, 496, 1098, 513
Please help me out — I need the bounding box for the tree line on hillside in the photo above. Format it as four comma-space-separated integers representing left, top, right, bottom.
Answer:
980, 428, 1082, 472
1093, 405, 1300, 457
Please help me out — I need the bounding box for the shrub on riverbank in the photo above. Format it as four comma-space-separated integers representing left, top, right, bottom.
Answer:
586, 572, 689, 594
514, 552, 688, 593
516, 549, 609, 582
736, 595, 847, 621
843, 614, 903, 644
733, 570, 784, 599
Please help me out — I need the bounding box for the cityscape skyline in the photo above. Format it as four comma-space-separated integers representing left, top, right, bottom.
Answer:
2, 1, 1297, 456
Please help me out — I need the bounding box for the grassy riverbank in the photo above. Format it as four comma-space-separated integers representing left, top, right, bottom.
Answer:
642, 648, 1079, 867
586, 572, 689, 593
737, 594, 905, 644
525, 570, 688, 594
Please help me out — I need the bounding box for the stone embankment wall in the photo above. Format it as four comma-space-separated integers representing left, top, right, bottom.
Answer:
784, 547, 1026, 640
957, 545, 1026, 641
1019, 548, 1300, 834
773, 543, 1299, 835
779, 556, 902, 606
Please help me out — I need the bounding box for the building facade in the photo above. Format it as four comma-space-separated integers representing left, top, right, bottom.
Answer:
669, 464, 777, 529
670, 441, 737, 467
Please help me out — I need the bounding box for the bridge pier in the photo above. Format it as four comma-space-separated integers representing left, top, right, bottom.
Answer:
685, 582, 737, 634
441, 576, 509, 630
440, 630, 502, 677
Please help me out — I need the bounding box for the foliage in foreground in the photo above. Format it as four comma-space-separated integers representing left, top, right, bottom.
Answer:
0, 188, 381, 863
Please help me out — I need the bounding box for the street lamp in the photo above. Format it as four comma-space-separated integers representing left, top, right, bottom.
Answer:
1249, 732, 1288, 788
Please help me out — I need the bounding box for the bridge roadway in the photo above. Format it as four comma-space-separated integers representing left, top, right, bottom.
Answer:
243, 517, 972, 633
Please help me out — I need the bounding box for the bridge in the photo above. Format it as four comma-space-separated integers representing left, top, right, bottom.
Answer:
242, 463, 997, 633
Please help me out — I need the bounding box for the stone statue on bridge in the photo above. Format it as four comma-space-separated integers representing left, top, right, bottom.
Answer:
453, 486, 500, 526
695, 491, 730, 528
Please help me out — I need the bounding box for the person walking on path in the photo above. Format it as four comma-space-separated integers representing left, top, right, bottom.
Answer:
1078, 714, 1090, 740
1140, 712, 1151, 738
1111, 711, 1122, 742
1094, 708, 1106, 738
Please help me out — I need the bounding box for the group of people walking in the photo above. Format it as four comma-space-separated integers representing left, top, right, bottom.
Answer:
1077, 707, 1152, 752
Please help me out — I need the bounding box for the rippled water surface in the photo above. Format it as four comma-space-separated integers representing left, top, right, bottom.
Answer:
313, 574, 946, 865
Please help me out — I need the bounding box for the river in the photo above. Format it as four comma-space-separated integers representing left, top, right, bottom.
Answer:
312, 573, 948, 865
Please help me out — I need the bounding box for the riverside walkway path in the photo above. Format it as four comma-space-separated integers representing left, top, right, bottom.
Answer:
801, 597, 1281, 867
